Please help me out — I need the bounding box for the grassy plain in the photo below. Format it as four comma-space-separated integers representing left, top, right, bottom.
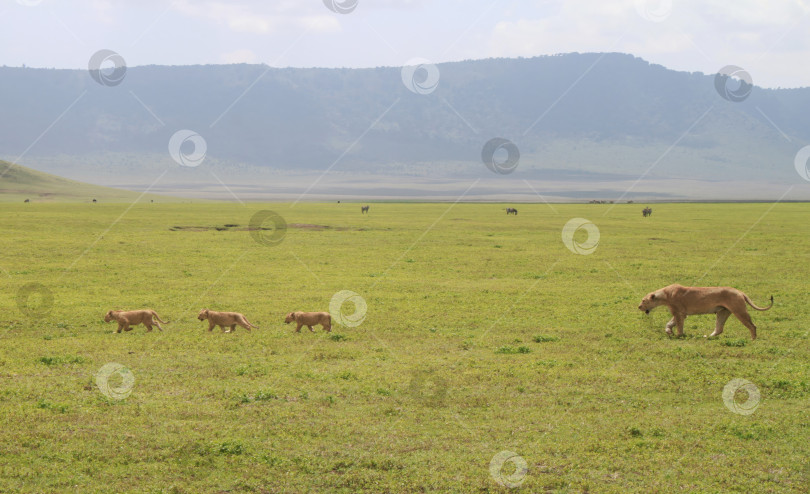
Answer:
0, 201, 807, 493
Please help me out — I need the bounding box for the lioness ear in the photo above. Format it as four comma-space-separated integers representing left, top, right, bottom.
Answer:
650, 294, 656, 300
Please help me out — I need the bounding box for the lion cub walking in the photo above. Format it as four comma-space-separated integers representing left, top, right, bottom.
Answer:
105, 309, 168, 333
638, 284, 773, 340
198, 309, 258, 333
285, 312, 331, 333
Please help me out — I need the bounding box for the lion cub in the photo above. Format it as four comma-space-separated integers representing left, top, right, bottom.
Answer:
198, 309, 258, 333
104, 309, 168, 333
285, 311, 332, 333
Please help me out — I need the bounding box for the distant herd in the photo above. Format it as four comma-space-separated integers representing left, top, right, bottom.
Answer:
21, 199, 653, 219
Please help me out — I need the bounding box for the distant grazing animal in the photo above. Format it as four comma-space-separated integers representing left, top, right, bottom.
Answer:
285, 311, 332, 333
24, 198, 29, 203
198, 309, 258, 333
638, 284, 773, 340
92, 199, 97, 203
361, 205, 369, 214
642, 207, 652, 217
506, 207, 518, 215
104, 309, 167, 333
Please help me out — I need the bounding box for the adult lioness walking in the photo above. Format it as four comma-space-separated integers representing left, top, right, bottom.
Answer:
105, 309, 168, 333
638, 284, 772, 340
198, 309, 258, 333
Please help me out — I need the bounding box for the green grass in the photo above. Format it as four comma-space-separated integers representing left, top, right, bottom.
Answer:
0, 201, 808, 492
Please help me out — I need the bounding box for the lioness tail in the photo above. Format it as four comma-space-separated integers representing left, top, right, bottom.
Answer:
744, 294, 773, 311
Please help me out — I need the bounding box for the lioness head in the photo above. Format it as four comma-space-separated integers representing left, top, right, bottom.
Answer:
104, 310, 113, 322
198, 309, 209, 321
638, 291, 664, 314
284, 312, 295, 324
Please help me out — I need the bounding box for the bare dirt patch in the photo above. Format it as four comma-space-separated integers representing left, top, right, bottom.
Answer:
169, 223, 345, 232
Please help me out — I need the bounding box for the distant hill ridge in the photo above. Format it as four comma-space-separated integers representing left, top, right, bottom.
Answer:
1, 53, 808, 199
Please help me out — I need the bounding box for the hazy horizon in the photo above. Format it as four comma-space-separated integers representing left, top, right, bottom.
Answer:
3, 1, 810, 89
4, 51, 807, 93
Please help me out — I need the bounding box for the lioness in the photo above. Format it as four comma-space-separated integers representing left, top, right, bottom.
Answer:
638, 284, 773, 340
285, 311, 331, 333
104, 309, 168, 333
198, 309, 258, 333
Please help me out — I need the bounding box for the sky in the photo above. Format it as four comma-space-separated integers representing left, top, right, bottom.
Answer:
1, 0, 809, 88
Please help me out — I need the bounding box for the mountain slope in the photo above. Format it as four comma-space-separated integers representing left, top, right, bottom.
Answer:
0, 160, 169, 202
1, 53, 808, 199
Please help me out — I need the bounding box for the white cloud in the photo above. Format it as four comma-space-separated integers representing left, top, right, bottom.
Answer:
170, 1, 341, 35
221, 48, 259, 64
227, 16, 271, 34
90, 0, 116, 24
299, 15, 341, 33
173, 0, 277, 34
486, 0, 810, 87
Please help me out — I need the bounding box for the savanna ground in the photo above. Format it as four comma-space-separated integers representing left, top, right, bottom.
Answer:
0, 201, 808, 493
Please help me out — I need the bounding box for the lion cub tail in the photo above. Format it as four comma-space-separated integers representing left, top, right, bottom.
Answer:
744, 294, 773, 311
152, 311, 169, 324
